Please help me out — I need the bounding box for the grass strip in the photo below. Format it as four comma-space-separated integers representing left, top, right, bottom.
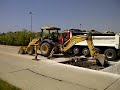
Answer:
0, 79, 21, 90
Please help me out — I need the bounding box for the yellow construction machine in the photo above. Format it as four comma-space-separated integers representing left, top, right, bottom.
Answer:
18, 26, 109, 67
18, 26, 61, 55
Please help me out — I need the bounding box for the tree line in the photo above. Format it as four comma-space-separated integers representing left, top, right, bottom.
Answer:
0, 29, 41, 46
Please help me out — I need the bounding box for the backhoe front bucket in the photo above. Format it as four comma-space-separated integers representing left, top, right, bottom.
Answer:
18, 46, 27, 54
96, 54, 109, 67
18, 38, 40, 55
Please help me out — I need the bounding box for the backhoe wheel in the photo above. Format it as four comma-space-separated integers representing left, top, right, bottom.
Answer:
27, 46, 35, 55
40, 42, 52, 57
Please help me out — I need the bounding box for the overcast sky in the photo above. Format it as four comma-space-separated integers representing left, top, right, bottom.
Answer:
0, 0, 120, 33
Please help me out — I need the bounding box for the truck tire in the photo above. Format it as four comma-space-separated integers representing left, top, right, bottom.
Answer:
95, 48, 101, 53
82, 48, 90, 56
72, 47, 80, 55
104, 48, 117, 61
27, 46, 35, 55
40, 42, 52, 57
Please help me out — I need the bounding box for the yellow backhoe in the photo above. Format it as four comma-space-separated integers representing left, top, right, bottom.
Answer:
18, 26, 109, 67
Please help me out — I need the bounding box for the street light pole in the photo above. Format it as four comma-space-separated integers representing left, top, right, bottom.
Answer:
29, 12, 32, 32
80, 24, 82, 30
29, 12, 33, 41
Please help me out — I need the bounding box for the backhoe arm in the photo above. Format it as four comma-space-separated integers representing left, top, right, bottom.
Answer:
63, 33, 109, 66
63, 35, 87, 52
86, 34, 96, 57
86, 33, 109, 66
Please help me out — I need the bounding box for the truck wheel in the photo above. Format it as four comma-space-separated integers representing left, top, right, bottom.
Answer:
27, 46, 35, 55
82, 48, 90, 56
95, 48, 101, 53
40, 42, 52, 57
72, 47, 80, 55
104, 48, 117, 61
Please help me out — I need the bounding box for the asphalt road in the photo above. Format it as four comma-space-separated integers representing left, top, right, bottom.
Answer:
0, 45, 120, 90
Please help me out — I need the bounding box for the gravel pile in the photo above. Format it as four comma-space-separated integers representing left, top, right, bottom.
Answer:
102, 63, 120, 75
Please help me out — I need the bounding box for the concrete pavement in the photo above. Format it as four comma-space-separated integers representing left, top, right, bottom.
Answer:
0, 45, 120, 90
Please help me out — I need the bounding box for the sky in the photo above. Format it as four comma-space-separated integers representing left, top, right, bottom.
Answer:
0, 0, 120, 33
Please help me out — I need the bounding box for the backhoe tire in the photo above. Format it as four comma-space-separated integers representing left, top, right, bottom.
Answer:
40, 42, 52, 57
27, 46, 35, 55
104, 48, 117, 61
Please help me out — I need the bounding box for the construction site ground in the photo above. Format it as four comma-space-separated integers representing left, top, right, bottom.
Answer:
0, 45, 120, 90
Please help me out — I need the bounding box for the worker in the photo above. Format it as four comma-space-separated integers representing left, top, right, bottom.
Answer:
51, 32, 55, 39
51, 32, 59, 42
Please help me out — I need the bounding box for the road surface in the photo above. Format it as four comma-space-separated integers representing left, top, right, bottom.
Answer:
0, 45, 120, 90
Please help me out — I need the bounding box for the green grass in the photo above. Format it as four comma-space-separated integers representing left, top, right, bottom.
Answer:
0, 79, 21, 90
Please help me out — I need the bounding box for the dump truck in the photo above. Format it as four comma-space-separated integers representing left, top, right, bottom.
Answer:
63, 29, 120, 60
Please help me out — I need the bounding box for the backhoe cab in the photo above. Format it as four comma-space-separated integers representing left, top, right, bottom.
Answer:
39, 26, 61, 57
